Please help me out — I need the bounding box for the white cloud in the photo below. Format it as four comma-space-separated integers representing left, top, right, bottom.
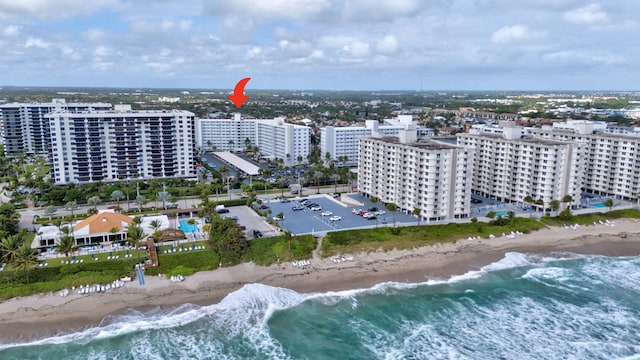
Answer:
563, 4, 608, 24
24, 37, 50, 49
62, 46, 83, 61
209, 0, 330, 20
491, 25, 541, 44
178, 20, 191, 32
375, 35, 399, 55
0, 0, 122, 20
341, 0, 422, 21
83, 28, 106, 41
3, 25, 20, 36
342, 41, 370, 58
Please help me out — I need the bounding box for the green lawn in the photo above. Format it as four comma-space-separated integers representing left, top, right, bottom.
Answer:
248, 234, 316, 266
321, 218, 547, 256
0, 255, 140, 300
540, 208, 640, 226
145, 243, 220, 278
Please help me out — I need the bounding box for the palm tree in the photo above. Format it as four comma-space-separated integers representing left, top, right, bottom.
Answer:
330, 174, 340, 193
412, 207, 422, 226
507, 211, 515, 226
603, 198, 614, 212
111, 190, 125, 210
157, 190, 170, 210
87, 195, 101, 212
65, 200, 78, 219
0, 234, 23, 266
523, 195, 533, 210
12, 243, 39, 283
486, 211, 496, 223
135, 194, 146, 211
276, 211, 285, 227
56, 229, 80, 258
561, 195, 573, 210
150, 219, 162, 234
126, 220, 145, 265
44, 205, 57, 220
313, 170, 323, 194
549, 200, 560, 216
535, 198, 544, 212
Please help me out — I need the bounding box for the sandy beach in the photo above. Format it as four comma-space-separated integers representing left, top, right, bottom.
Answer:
1, 219, 639, 344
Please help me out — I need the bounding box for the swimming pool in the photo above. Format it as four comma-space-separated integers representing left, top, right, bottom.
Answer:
179, 220, 199, 233
495, 210, 509, 217
592, 203, 607, 208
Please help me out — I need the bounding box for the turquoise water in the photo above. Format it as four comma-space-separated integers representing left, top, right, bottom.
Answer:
495, 210, 509, 216
1, 254, 639, 359
178, 220, 199, 233
593, 203, 607, 208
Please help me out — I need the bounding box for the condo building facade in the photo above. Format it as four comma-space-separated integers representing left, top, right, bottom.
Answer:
321, 115, 435, 166
0, 99, 112, 155
458, 126, 585, 208
196, 114, 311, 167
47, 105, 196, 184
527, 121, 640, 201
358, 130, 473, 222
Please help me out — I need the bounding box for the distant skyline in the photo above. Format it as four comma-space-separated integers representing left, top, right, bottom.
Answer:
0, 1, 639, 91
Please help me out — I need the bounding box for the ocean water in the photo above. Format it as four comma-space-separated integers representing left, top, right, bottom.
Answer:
1, 253, 640, 359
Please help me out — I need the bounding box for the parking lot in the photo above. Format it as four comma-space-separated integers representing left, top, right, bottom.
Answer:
223, 205, 280, 239
258, 193, 418, 235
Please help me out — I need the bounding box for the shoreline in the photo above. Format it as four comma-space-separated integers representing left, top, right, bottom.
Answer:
1, 220, 640, 345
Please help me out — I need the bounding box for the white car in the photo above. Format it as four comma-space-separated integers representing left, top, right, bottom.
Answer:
329, 215, 342, 221
321, 211, 333, 216
376, 210, 386, 215
311, 206, 322, 211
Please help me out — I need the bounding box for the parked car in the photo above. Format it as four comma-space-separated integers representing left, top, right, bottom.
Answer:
292, 205, 305, 211
306, 203, 319, 208
253, 229, 263, 238
280, 198, 291, 203
320, 211, 332, 216
310, 206, 322, 211
291, 190, 299, 195
258, 204, 270, 209
273, 216, 284, 221
471, 198, 483, 204
376, 210, 386, 215
216, 208, 230, 214
368, 207, 378, 212
329, 215, 342, 221
352, 208, 362, 214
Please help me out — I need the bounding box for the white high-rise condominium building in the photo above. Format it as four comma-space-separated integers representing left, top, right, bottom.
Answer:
196, 114, 311, 167
458, 126, 586, 208
196, 114, 256, 153
358, 130, 473, 222
47, 105, 196, 184
321, 115, 435, 166
0, 99, 112, 155
527, 121, 640, 201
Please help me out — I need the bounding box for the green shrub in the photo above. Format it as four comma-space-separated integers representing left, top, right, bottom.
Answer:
249, 234, 316, 266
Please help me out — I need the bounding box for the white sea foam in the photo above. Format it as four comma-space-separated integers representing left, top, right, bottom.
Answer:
2, 254, 635, 356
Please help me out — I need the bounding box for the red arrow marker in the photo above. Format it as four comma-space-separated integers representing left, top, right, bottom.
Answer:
228, 77, 251, 108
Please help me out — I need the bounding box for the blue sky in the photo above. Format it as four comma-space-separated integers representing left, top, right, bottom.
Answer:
0, 0, 638, 91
